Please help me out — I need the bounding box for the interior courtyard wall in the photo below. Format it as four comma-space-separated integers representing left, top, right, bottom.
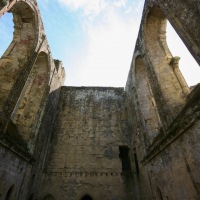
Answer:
39, 87, 133, 200
125, 0, 200, 199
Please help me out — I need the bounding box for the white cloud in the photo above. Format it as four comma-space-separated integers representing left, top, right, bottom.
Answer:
57, 0, 130, 16
125, 6, 132, 14
65, 10, 141, 86
36, 0, 145, 87
113, 0, 127, 8
57, 0, 107, 16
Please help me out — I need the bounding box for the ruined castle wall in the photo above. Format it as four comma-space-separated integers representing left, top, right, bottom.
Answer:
39, 87, 133, 200
125, 0, 200, 199
158, 0, 200, 66
0, 143, 32, 200
143, 120, 200, 200
0, 1, 65, 199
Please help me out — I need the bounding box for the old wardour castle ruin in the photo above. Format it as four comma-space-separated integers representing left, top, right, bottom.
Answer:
0, 0, 200, 199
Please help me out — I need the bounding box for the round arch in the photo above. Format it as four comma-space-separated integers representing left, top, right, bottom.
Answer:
80, 194, 93, 200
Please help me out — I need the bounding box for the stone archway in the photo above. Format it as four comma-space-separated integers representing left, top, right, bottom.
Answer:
0, 1, 37, 113
0, 0, 43, 136
135, 55, 161, 145
81, 195, 93, 200
11, 52, 50, 152
144, 6, 190, 119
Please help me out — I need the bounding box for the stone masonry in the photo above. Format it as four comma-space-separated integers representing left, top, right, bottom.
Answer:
0, 0, 200, 199
39, 87, 132, 200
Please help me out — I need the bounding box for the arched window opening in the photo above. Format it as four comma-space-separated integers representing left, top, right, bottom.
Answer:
0, 2, 36, 114
145, 6, 191, 117
135, 56, 161, 145
81, 195, 93, 200
0, 12, 14, 57
11, 52, 49, 152
166, 21, 200, 88
43, 194, 55, 200
5, 185, 15, 200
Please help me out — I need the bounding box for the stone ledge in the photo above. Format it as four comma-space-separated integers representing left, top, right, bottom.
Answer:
142, 83, 200, 165
0, 135, 32, 162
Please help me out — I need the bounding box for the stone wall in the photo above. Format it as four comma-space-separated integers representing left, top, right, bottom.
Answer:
125, 0, 200, 199
0, 0, 200, 199
0, 1, 65, 199
39, 87, 134, 200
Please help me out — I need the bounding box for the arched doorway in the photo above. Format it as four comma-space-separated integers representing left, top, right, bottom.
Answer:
81, 195, 93, 200
5, 185, 15, 200
43, 194, 55, 200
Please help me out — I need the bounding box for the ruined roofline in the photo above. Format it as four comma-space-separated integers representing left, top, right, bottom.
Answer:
61, 86, 125, 91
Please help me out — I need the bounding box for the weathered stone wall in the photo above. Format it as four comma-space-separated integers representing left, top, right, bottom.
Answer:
0, 143, 31, 200
0, 0, 200, 199
0, 1, 65, 200
125, 0, 200, 199
39, 87, 133, 200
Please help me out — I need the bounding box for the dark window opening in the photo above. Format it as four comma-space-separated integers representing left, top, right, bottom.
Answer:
134, 153, 140, 174
81, 195, 93, 200
119, 146, 131, 172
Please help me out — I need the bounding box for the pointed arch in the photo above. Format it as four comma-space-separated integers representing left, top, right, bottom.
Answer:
0, 2, 37, 110
11, 52, 50, 152
135, 55, 161, 145
144, 6, 190, 118
0, 1, 40, 134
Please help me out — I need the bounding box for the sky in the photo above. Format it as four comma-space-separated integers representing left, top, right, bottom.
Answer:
0, 0, 199, 87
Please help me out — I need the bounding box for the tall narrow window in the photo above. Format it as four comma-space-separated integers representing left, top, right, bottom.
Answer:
166, 21, 200, 87
119, 146, 131, 172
